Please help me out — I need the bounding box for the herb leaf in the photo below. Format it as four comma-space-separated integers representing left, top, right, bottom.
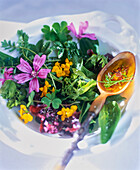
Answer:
27, 91, 35, 107
79, 38, 99, 55
42, 21, 72, 43
0, 80, 27, 109
98, 101, 121, 144
0, 51, 19, 67
52, 98, 62, 109
86, 54, 108, 68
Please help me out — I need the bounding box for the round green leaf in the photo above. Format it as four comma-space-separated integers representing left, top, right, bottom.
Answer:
52, 98, 62, 109
41, 97, 51, 107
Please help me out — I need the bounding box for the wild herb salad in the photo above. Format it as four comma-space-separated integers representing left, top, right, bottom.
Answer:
0, 21, 127, 143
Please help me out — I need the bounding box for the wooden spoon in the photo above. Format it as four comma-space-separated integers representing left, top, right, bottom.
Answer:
54, 51, 136, 170
89, 51, 136, 114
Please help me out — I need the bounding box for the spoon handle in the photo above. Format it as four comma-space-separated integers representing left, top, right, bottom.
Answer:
54, 111, 96, 170
89, 92, 108, 114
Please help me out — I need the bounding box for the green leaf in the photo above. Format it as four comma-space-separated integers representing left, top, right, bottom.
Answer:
41, 97, 51, 108
1, 80, 17, 99
79, 38, 99, 55
77, 79, 96, 96
27, 91, 35, 107
52, 98, 62, 109
86, 54, 108, 68
106, 95, 126, 104
42, 21, 72, 43
81, 65, 96, 79
72, 68, 90, 81
17, 30, 29, 47
77, 89, 98, 102
0, 51, 19, 67
1, 40, 16, 52
17, 88, 27, 101
46, 93, 53, 100
79, 102, 91, 123
61, 21, 67, 31
7, 99, 15, 109
41, 25, 50, 33
52, 22, 61, 33
36, 39, 43, 52
98, 101, 121, 144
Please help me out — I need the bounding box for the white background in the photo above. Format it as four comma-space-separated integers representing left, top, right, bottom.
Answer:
0, 0, 140, 37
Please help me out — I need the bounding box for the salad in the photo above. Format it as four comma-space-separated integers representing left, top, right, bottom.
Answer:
0, 20, 134, 144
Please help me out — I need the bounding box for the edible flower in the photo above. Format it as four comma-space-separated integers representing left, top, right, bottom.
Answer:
67, 21, 96, 40
19, 105, 33, 124
0, 67, 14, 85
57, 105, 78, 121
39, 80, 51, 97
14, 54, 51, 93
52, 58, 72, 77
51, 87, 55, 93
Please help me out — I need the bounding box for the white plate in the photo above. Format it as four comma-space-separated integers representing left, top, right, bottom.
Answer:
0, 11, 140, 169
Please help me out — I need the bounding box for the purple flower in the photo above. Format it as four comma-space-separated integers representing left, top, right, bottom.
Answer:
14, 54, 51, 93
67, 21, 97, 40
0, 67, 14, 85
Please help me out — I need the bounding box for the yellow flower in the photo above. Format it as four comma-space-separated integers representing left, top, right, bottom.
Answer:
65, 108, 73, 118
65, 58, 73, 66
70, 105, 78, 112
55, 62, 60, 66
61, 64, 65, 68
45, 81, 51, 88
39, 80, 51, 97
52, 58, 73, 78
57, 105, 77, 121
18, 105, 33, 124
18, 105, 28, 116
21, 113, 33, 124
52, 65, 59, 72
39, 86, 48, 97
51, 87, 55, 93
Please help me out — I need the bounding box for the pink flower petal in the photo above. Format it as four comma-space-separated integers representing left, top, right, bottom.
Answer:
38, 69, 51, 79
29, 78, 39, 93
0, 78, 4, 85
6, 67, 14, 74
14, 73, 32, 84
79, 33, 97, 40
67, 22, 78, 37
79, 21, 88, 35
33, 54, 46, 72
4, 74, 13, 81
17, 58, 32, 73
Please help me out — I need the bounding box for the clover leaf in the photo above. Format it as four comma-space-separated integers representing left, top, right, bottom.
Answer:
41, 21, 72, 43
52, 98, 62, 109
41, 93, 62, 109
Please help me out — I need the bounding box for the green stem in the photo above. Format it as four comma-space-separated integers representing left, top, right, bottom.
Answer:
21, 48, 33, 63
61, 101, 80, 107
33, 100, 42, 103
19, 46, 37, 55
45, 59, 61, 63
99, 77, 133, 88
